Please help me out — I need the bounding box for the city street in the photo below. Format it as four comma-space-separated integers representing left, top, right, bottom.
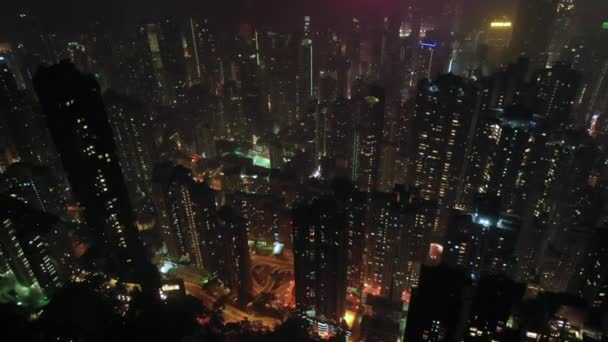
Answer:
184, 280, 282, 329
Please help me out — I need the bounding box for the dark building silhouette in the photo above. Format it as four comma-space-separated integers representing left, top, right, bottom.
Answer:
217, 206, 253, 304
158, 17, 188, 103
572, 228, 608, 310
546, 0, 576, 66
405, 265, 471, 342
33, 61, 150, 285
444, 195, 521, 278
464, 275, 525, 341
0, 60, 56, 169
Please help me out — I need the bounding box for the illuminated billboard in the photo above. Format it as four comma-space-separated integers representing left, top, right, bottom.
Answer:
490, 22, 512, 28
428, 243, 444, 262
419, 41, 438, 48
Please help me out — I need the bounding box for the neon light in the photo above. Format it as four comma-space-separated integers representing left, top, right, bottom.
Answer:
603, 22, 608, 29
429, 243, 444, 260
589, 114, 600, 137
161, 284, 181, 292
420, 42, 437, 48
255, 30, 260, 66
311, 165, 321, 178
232, 149, 271, 168
490, 22, 512, 28
364, 96, 380, 104
272, 242, 284, 255
343, 311, 356, 328
189, 18, 201, 79
479, 218, 491, 227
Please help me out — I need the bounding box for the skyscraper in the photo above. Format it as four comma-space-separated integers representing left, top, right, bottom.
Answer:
444, 195, 521, 278
34, 61, 149, 284
0, 60, 56, 167
0, 216, 40, 289
293, 193, 348, 324
413, 74, 475, 237
297, 16, 315, 114
512, 127, 595, 286
485, 19, 514, 51
456, 59, 532, 209
532, 62, 580, 128
139, 22, 167, 104
345, 188, 367, 290
534, 132, 597, 292
346, 18, 362, 98
546, 0, 576, 66
378, 142, 399, 193
364, 192, 403, 298
418, 41, 439, 80
150, 162, 179, 260
364, 187, 435, 301
187, 17, 218, 85
217, 206, 253, 304
488, 105, 536, 210
104, 91, 154, 202
0, 196, 65, 297
158, 17, 188, 104
268, 133, 284, 170
510, 0, 558, 69
123, 23, 163, 106
352, 85, 385, 193
164, 165, 205, 269
2, 162, 69, 217
572, 228, 608, 309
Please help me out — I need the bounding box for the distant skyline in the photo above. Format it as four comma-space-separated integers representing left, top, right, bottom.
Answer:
1, 0, 608, 340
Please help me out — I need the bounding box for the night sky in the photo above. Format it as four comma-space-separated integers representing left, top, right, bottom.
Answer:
0, 0, 606, 41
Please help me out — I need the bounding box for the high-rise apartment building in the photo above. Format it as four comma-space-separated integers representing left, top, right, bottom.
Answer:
351, 85, 385, 193
104, 92, 154, 202
413, 74, 475, 237
293, 194, 349, 324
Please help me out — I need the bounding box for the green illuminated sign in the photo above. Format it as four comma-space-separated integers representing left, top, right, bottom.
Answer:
603, 22, 608, 29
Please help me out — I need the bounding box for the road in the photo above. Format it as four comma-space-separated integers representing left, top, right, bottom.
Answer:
252, 264, 274, 294
251, 254, 293, 271
248, 253, 296, 311
184, 281, 216, 308
170, 265, 208, 285
184, 281, 281, 329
